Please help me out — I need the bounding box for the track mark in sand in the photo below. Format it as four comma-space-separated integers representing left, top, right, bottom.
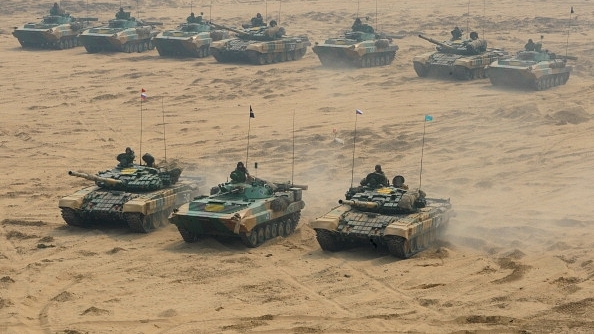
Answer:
553, 297, 594, 317
490, 257, 531, 284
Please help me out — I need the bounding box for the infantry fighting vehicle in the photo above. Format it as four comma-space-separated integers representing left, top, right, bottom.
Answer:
413, 34, 508, 80
311, 176, 453, 258
153, 20, 228, 58
209, 22, 311, 65
486, 46, 576, 90
59, 150, 203, 233
12, 13, 98, 49
312, 18, 399, 67
79, 9, 161, 53
169, 173, 307, 247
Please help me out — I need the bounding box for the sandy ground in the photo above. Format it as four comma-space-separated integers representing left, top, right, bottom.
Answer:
1, 0, 594, 333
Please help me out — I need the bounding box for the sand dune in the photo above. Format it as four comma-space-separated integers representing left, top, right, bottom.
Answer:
1, 0, 594, 333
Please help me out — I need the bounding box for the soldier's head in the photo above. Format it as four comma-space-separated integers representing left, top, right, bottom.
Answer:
375, 164, 382, 172
190, 12, 195, 17
470, 31, 478, 40
354, 18, 362, 25
256, 13, 262, 18
528, 38, 533, 43
119, 7, 124, 12
237, 161, 244, 168
125, 147, 132, 154
269, 20, 277, 27
53, 2, 59, 7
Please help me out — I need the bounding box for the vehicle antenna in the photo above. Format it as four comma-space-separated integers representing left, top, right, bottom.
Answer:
356, 0, 359, 18
350, 109, 362, 188
139, 89, 144, 165
482, 0, 485, 39
265, 0, 268, 23
278, 0, 281, 25
161, 97, 167, 163
419, 115, 433, 189
566, 7, 574, 58
291, 109, 295, 185
246, 105, 254, 167
375, 0, 378, 32
466, 0, 470, 39
190, 0, 193, 14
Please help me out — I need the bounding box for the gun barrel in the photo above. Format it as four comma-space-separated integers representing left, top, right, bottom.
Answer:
418, 34, 452, 49
338, 199, 379, 209
68, 170, 124, 186
209, 22, 246, 35
558, 55, 578, 61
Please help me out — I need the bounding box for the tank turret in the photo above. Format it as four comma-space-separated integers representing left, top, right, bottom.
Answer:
418, 34, 456, 51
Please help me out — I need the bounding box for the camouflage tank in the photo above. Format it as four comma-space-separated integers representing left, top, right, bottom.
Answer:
169, 171, 307, 247
79, 9, 161, 53
312, 18, 399, 67
209, 21, 311, 65
413, 33, 508, 80
153, 15, 229, 58
12, 13, 98, 49
486, 44, 576, 90
311, 176, 453, 258
58, 149, 203, 233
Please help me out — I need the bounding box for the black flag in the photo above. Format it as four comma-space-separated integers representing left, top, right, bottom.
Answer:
249, 105, 255, 118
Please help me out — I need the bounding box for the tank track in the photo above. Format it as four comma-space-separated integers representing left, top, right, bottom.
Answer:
211, 47, 307, 65
124, 210, 169, 233
358, 51, 396, 68
533, 73, 570, 90
413, 62, 487, 80
17, 36, 80, 50
156, 44, 210, 58
60, 208, 86, 227
84, 39, 154, 54
239, 211, 301, 247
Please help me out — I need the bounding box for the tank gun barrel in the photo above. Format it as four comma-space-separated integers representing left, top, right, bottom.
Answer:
272, 183, 308, 191
338, 199, 380, 209
418, 34, 454, 50
557, 55, 578, 61
209, 22, 248, 36
76, 17, 99, 22
68, 170, 124, 186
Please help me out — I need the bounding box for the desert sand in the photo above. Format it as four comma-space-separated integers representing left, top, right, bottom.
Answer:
1, 0, 594, 333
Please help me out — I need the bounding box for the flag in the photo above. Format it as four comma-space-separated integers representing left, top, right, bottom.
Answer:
356, 109, 363, 115
571, 6, 574, 14
249, 105, 255, 118
141, 88, 147, 100
425, 114, 433, 121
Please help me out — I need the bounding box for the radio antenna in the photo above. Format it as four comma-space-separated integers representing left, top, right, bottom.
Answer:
566, 7, 574, 58
419, 115, 433, 189
278, 0, 282, 24
466, 0, 470, 39
291, 109, 295, 184
350, 109, 363, 188
161, 97, 167, 163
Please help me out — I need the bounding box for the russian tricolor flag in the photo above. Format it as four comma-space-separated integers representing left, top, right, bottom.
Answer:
141, 88, 147, 100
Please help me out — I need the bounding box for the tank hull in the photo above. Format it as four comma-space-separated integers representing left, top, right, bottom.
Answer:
486, 58, 571, 90
413, 49, 507, 80
169, 182, 306, 247
210, 36, 311, 65
79, 25, 158, 53
12, 20, 92, 49
312, 39, 398, 67
59, 180, 200, 233
153, 32, 213, 57
312, 188, 453, 258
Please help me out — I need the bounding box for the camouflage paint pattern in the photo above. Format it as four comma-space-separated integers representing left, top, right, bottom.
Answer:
312, 31, 398, 67
12, 14, 97, 49
79, 18, 161, 53
486, 50, 574, 90
153, 22, 229, 58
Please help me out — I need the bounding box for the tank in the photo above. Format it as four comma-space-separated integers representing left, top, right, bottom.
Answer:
12, 13, 98, 49
58, 150, 204, 233
413, 34, 508, 80
486, 47, 576, 90
79, 9, 162, 53
311, 178, 453, 258
312, 18, 399, 67
169, 175, 308, 247
208, 22, 311, 65
153, 20, 229, 58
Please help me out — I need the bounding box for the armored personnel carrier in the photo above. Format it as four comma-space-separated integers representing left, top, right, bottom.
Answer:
486, 44, 575, 90
59, 149, 203, 233
79, 9, 161, 53
311, 176, 453, 258
312, 18, 399, 67
413, 33, 508, 80
153, 16, 229, 58
209, 21, 311, 65
12, 13, 98, 49
169, 170, 307, 247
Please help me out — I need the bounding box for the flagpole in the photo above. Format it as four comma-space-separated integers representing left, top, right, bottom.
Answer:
246, 106, 252, 166
566, 7, 573, 58
350, 112, 358, 188
419, 117, 428, 190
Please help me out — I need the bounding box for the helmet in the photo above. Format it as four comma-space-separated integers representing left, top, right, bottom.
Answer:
256, 13, 262, 18
375, 164, 382, 172
269, 20, 277, 27
237, 161, 244, 168
470, 31, 478, 39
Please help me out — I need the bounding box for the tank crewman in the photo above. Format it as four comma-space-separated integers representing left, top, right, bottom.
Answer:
469, 31, 479, 40
525, 38, 536, 51
361, 165, 389, 188
115, 7, 128, 19
351, 17, 375, 34
230, 161, 251, 183
50, 2, 65, 15
116, 147, 136, 167
450, 26, 462, 40
187, 12, 203, 23
392, 175, 409, 190
251, 13, 265, 27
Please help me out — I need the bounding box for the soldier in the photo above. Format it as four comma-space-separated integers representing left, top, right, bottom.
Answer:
469, 31, 479, 40
251, 13, 264, 27
392, 175, 409, 190
525, 38, 536, 51
115, 7, 127, 19
117, 147, 135, 167
187, 12, 203, 23
230, 162, 251, 183
50, 2, 65, 15
450, 26, 462, 40
361, 165, 389, 188
351, 17, 374, 34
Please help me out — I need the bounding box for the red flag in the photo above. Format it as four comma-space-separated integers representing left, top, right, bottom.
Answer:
141, 88, 147, 100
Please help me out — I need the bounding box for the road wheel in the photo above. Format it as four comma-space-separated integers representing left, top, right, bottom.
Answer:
315, 229, 342, 252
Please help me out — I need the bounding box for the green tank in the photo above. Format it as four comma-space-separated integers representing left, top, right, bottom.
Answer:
169, 174, 307, 247
58, 150, 204, 233
312, 18, 399, 67
486, 47, 576, 90
12, 13, 98, 49
208, 21, 311, 65
413, 34, 508, 80
311, 176, 453, 258
153, 21, 229, 58
79, 9, 162, 53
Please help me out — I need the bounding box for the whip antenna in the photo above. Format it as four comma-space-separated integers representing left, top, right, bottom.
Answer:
466, 0, 470, 39
291, 109, 295, 184
246, 105, 254, 167
351, 109, 362, 187
419, 115, 433, 189
161, 97, 167, 163
566, 7, 574, 58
